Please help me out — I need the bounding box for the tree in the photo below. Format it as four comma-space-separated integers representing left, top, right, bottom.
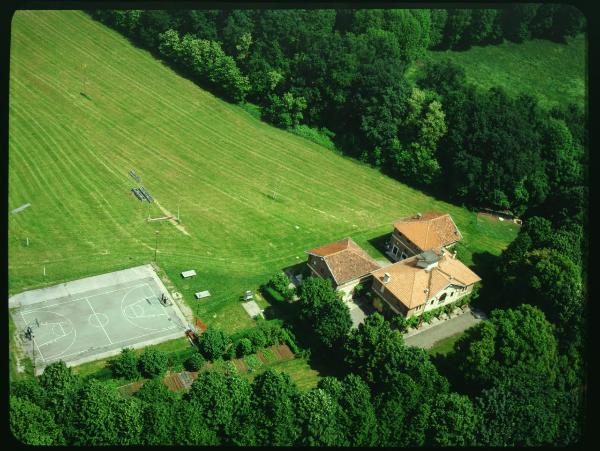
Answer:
250, 369, 299, 446
392, 87, 446, 185
502, 4, 539, 43
443, 9, 472, 48
374, 372, 432, 446
268, 271, 294, 300
66, 379, 143, 445
157, 29, 250, 102
198, 327, 231, 360
371, 341, 448, 398
171, 401, 219, 446
138, 348, 169, 378
454, 304, 559, 394
418, 58, 467, 98
474, 366, 560, 446
138, 398, 175, 445
109, 347, 140, 380
426, 392, 478, 446
138, 10, 175, 48
466, 9, 501, 44
37, 361, 80, 424
185, 370, 253, 444
542, 118, 583, 192
10, 396, 64, 445
10, 378, 46, 407
551, 5, 586, 41
521, 248, 584, 330
428, 10, 448, 48
185, 352, 206, 371
261, 92, 307, 128
134, 376, 175, 404
343, 312, 401, 382
318, 374, 377, 447
295, 388, 344, 446
236, 338, 254, 357
298, 276, 352, 350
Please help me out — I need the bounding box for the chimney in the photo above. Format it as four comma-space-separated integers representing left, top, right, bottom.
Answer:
416, 212, 422, 219
383, 273, 391, 284
453, 251, 457, 259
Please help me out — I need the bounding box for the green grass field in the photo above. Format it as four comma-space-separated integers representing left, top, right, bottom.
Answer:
9, 10, 518, 343
407, 34, 585, 109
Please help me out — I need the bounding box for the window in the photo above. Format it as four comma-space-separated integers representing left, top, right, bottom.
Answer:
439, 293, 447, 303
392, 245, 399, 255
400, 252, 407, 260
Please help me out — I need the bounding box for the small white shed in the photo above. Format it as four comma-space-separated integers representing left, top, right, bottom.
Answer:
181, 270, 196, 278
195, 290, 211, 299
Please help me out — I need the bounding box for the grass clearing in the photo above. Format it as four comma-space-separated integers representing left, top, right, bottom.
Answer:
9, 10, 518, 387
407, 34, 585, 109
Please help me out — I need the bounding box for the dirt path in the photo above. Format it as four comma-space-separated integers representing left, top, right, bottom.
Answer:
153, 200, 191, 236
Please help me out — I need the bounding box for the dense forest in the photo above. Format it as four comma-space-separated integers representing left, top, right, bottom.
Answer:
10, 6, 588, 446
90, 5, 586, 217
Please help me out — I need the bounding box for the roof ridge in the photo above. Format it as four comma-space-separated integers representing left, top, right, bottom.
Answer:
426, 267, 433, 305
437, 258, 467, 285
348, 246, 378, 265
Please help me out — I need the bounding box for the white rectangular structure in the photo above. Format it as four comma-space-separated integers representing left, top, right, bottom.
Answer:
195, 290, 211, 299
181, 270, 196, 278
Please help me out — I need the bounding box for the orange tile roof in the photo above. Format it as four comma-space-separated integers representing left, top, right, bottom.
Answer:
393, 211, 462, 251
372, 251, 480, 310
306, 238, 381, 285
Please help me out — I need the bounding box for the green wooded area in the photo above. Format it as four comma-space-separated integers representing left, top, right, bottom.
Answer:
9, 6, 587, 447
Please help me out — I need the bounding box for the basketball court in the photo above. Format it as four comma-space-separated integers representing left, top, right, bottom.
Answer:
9, 265, 189, 375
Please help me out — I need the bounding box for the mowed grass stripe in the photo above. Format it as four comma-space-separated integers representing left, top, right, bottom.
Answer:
10, 11, 518, 334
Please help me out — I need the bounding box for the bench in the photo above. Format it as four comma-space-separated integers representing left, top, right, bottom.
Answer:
195, 290, 211, 300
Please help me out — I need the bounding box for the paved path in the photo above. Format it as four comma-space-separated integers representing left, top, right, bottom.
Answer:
347, 298, 376, 329
404, 309, 487, 349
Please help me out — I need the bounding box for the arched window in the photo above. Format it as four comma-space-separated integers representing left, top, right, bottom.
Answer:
439, 293, 447, 303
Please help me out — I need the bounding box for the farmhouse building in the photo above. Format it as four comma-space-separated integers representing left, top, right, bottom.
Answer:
371, 249, 480, 318
306, 238, 381, 302
387, 211, 462, 262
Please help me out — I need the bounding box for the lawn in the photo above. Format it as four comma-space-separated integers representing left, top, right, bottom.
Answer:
427, 331, 465, 357
9, 8, 518, 387
407, 34, 585, 109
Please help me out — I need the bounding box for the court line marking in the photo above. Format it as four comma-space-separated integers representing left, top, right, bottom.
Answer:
120, 283, 171, 331
33, 337, 46, 363
17, 278, 181, 365
20, 282, 149, 314
155, 291, 187, 330
20, 310, 48, 363
40, 325, 180, 363
19, 312, 77, 362
85, 298, 113, 345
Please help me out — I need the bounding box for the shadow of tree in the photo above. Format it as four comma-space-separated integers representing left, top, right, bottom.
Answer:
469, 251, 504, 315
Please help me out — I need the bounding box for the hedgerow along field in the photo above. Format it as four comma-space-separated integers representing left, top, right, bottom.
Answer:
407, 34, 585, 109
9, 10, 518, 338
